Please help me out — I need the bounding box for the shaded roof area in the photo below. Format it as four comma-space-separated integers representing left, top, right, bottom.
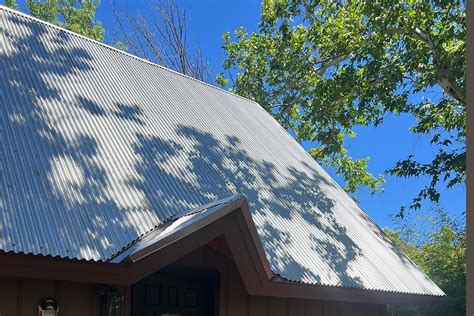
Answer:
0, 6, 443, 296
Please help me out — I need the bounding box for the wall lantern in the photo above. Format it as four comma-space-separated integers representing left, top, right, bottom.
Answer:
38, 298, 59, 316
99, 285, 124, 316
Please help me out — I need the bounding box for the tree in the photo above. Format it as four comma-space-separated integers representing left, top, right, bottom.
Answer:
7, 0, 105, 41
384, 210, 466, 315
112, 0, 211, 82
218, 0, 466, 216
4, 0, 17, 9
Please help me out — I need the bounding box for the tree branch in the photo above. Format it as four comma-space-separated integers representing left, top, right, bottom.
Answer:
387, 27, 465, 106
112, 0, 211, 82
311, 53, 351, 76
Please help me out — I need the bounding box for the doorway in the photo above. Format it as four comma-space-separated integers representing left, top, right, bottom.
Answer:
132, 267, 219, 316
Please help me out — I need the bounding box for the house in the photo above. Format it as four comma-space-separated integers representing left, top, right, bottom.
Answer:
0, 5, 444, 316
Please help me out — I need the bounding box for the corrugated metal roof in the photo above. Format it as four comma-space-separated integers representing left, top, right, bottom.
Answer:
0, 6, 443, 296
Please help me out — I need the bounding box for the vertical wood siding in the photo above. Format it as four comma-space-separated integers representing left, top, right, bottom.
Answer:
0, 246, 386, 316
172, 246, 387, 316
0, 276, 101, 316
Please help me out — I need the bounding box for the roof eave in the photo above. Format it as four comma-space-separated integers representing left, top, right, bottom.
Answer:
0, 196, 444, 305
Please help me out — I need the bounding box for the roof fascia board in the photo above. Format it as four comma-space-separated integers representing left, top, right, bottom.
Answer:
256, 280, 440, 306
0, 252, 128, 285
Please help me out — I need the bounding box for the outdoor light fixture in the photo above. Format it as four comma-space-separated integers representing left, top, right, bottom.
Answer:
37, 298, 59, 316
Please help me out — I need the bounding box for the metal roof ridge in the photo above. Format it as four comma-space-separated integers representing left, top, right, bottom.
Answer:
0, 5, 259, 105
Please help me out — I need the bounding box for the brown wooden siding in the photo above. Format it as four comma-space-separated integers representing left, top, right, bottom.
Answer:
171, 245, 387, 316
0, 245, 386, 316
0, 276, 103, 316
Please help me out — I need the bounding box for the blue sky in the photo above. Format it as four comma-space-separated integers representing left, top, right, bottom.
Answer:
16, 0, 466, 229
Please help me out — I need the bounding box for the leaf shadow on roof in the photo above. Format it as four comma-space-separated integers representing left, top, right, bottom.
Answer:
130, 125, 363, 287
1, 12, 144, 260
1, 11, 364, 286
0, 9, 432, 292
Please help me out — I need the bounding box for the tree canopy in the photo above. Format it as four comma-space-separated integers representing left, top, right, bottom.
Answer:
4, 0, 104, 41
384, 209, 466, 315
4, 0, 17, 9
218, 0, 466, 216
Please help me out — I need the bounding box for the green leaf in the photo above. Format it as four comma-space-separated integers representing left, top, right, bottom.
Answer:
25, 0, 104, 41
219, 0, 466, 211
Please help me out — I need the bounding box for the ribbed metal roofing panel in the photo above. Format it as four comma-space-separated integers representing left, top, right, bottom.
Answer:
0, 6, 443, 296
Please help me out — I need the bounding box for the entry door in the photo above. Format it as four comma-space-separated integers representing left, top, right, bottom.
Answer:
132, 268, 219, 316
